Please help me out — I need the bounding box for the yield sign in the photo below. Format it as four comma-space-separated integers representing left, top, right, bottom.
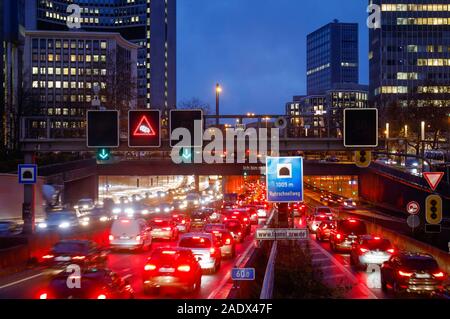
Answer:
133, 116, 156, 136
423, 172, 444, 191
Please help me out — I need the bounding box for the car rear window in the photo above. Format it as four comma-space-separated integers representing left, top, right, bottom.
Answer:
339, 221, 367, 234
179, 237, 212, 248
402, 257, 439, 270
204, 224, 225, 232
316, 208, 332, 214
150, 220, 170, 227
364, 239, 391, 250
111, 220, 140, 234
315, 215, 332, 221
53, 242, 88, 254
225, 221, 242, 231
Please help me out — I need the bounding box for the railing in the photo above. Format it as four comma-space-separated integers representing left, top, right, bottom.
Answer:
260, 241, 278, 299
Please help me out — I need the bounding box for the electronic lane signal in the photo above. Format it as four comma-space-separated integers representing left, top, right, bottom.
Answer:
354, 150, 371, 168
128, 110, 161, 148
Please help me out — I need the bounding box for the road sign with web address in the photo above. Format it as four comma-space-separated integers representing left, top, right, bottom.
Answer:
256, 228, 308, 240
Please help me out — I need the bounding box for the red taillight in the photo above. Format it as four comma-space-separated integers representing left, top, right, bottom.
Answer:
359, 248, 369, 254
225, 238, 231, 245
144, 264, 157, 271
387, 248, 395, 254
238, 232, 242, 235
433, 271, 445, 278
181, 219, 186, 224
398, 270, 413, 277
374, 236, 381, 240
72, 256, 86, 260
109, 235, 114, 241
348, 219, 357, 223
177, 265, 191, 272
224, 217, 228, 221
136, 235, 141, 241
210, 248, 216, 254
97, 294, 107, 299
39, 293, 48, 299
336, 233, 342, 240
162, 250, 176, 255
121, 220, 130, 223
243, 218, 248, 222
42, 254, 54, 259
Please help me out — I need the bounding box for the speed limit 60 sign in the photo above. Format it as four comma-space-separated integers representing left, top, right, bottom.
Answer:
231, 268, 255, 281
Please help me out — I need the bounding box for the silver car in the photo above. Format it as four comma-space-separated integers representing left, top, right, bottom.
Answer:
178, 233, 222, 274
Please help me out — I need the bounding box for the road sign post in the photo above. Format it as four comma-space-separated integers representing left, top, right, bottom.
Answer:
21, 154, 36, 234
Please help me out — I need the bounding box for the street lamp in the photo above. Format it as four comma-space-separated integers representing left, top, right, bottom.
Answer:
404, 125, 408, 138
215, 83, 222, 126
421, 121, 425, 141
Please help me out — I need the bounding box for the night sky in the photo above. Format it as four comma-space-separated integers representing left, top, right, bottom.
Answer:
177, 0, 369, 115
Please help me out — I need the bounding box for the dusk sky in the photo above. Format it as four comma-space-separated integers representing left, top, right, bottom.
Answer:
177, 0, 369, 115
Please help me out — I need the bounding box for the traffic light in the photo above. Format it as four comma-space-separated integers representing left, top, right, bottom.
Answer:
97, 148, 111, 161
87, 110, 119, 148
425, 195, 442, 225
344, 109, 378, 148
128, 110, 161, 147
170, 110, 203, 147
354, 150, 371, 168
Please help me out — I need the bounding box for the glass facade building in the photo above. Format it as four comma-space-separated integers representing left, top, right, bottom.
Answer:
369, 0, 450, 109
307, 20, 359, 95
34, 0, 176, 111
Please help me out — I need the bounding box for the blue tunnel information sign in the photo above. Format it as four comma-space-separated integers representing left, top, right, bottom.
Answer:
266, 157, 303, 203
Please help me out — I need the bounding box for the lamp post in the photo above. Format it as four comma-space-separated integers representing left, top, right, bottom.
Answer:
385, 122, 390, 152
215, 83, 222, 126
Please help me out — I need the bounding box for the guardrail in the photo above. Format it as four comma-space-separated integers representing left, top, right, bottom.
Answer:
260, 241, 278, 299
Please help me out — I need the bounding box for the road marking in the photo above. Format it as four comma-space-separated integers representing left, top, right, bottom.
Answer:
0, 273, 44, 290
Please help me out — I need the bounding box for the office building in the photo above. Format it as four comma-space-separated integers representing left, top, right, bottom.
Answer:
35, 0, 176, 111
369, 0, 450, 109
307, 20, 359, 95
23, 30, 138, 139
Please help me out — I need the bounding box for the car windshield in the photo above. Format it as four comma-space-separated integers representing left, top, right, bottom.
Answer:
179, 237, 211, 248
402, 257, 439, 270
48, 213, 75, 221
339, 221, 367, 234
53, 242, 88, 254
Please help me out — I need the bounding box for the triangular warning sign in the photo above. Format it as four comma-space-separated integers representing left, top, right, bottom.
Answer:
423, 172, 444, 191
133, 116, 156, 136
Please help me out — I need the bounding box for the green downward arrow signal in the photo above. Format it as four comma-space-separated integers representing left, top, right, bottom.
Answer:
98, 149, 110, 160
181, 148, 191, 161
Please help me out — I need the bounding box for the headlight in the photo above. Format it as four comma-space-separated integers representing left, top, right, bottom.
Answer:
112, 208, 121, 214
100, 216, 108, 222
194, 200, 199, 205
59, 222, 70, 229
38, 223, 47, 229
352, 202, 356, 206
81, 221, 89, 227
164, 207, 170, 213
142, 210, 149, 215
74, 205, 79, 209
83, 205, 89, 209
125, 208, 134, 215
155, 208, 161, 213
83, 217, 90, 222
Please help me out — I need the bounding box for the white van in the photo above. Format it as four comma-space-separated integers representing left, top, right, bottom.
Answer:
109, 218, 152, 251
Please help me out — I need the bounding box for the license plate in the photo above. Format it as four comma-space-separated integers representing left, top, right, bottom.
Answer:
120, 236, 130, 240
159, 268, 175, 273
415, 273, 430, 279
55, 256, 71, 261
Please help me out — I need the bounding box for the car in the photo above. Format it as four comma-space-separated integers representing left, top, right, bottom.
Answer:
381, 252, 447, 296
306, 214, 333, 233
315, 219, 336, 242
74, 198, 95, 213
329, 219, 368, 252
341, 199, 357, 210
178, 233, 222, 274
288, 202, 307, 217
190, 210, 209, 230
326, 156, 340, 162
37, 211, 80, 231
39, 268, 134, 299
149, 218, 179, 240
350, 236, 395, 270
206, 229, 235, 258
240, 205, 259, 224
172, 213, 191, 233
224, 219, 245, 243
222, 210, 251, 235
142, 248, 202, 295
254, 205, 269, 220
86, 207, 111, 223
203, 223, 226, 233
154, 203, 175, 214
0, 221, 20, 236
109, 218, 152, 251
41, 240, 108, 269
313, 206, 334, 216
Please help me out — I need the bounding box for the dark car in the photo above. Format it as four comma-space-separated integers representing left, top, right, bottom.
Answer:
41, 240, 108, 269
190, 211, 209, 230
224, 219, 245, 243
0, 221, 20, 236
329, 219, 367, 252
39, 268, 134, 299
222, 210, 251, 235
143, 248, 202, 295
288, 202, 307, 217
86, 207, 111, 223
381, 252, 447, 296
316, 219, 336, 242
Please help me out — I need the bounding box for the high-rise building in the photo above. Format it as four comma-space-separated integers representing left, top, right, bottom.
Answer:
1, 0, 26, 152
22, 30, 138, 139
369, 0, 450, 109
307, 20, 359, 95
35, 0, 176, 111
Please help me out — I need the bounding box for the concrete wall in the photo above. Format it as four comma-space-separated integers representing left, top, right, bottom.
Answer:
0, 174, 46, 221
